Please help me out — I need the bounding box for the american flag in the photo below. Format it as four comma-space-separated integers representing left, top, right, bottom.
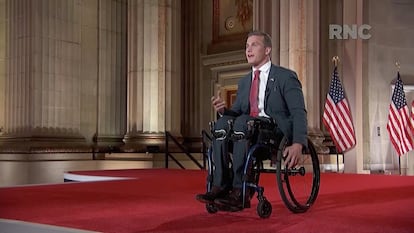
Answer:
410, 100, 414, 134
387, 72, 413, 156
323, 67, 356, 153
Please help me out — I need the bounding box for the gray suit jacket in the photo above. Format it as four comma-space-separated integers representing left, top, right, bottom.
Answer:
224, 64, 308, 147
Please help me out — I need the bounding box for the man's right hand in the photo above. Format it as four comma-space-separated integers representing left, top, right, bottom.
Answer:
211, 90, 225, 114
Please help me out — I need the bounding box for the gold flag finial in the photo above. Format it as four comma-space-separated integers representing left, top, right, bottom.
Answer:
395, 61, 400, 72
332, 56, 340, 67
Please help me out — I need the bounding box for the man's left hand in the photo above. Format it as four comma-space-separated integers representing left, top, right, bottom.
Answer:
283, 143, 303, 169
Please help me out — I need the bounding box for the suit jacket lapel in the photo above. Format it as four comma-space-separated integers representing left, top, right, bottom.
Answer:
264, 66, 277, 109
245, 71, 253, 114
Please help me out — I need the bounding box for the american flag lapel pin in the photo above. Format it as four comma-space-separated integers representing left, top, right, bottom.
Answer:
270, 78, 276, 91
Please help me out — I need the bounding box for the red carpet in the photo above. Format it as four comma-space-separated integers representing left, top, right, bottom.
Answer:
1, 169, 414, 233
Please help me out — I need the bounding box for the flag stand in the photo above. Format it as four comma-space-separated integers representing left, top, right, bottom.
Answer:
398, 156, 401, 175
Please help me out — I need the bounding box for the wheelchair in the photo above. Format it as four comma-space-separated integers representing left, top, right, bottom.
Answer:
204, 117, 320, 218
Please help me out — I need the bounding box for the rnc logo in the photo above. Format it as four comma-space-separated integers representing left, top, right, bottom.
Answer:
329, 24, 372, 40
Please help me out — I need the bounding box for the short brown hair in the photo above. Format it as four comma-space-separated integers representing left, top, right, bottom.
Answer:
247, 31, 272, 48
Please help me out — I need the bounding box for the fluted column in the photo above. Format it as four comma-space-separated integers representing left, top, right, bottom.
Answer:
1, 0, 86, 150
95, 0, 127, 146
181, 0, 202, 140
0, 0, 7, 135
125, 0, 181, 151
5, 0, 32, 136
165, 0, 181, 137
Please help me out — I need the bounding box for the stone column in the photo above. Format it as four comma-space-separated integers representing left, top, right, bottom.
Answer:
79, 0, 99, 144
253, 0, 280, 65
0, 0, 87, 151
124, 0, 181, 152
95, 0, 127, 148
255, 0, 325, 152
181, 0, 202, 148
342, 0, 365, 173
282, 0, 320, 130
256, 0, 321, 128
0, 0, 5, 134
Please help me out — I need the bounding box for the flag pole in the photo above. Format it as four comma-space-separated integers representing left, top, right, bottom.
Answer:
331, 55, 340, 166
395, 61, 401, 175
399, 158, 401, 175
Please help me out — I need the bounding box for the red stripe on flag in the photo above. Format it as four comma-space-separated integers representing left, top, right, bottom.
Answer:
323, 97, 356, 152
386, 73, 413, 156
323, 68, 356, 153
387, 104, 413, 155
409, 100, 414, 136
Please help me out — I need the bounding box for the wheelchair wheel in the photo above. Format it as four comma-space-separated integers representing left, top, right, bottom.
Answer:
257, 198, 272, 218
276, 137, 320, 213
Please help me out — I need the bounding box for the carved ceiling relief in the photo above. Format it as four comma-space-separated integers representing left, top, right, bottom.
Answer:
208, 0, 253, 54
208, 0, 253, 106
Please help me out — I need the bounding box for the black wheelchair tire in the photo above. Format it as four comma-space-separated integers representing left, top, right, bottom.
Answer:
256, 198, 272, 218
275, 137, 320, 213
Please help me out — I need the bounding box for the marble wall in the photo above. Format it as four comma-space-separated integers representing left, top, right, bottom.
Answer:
366, 0, 414, 174
1, 0, 414, 186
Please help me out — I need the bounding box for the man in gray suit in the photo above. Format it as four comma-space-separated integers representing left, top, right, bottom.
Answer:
196, 31, 307, 210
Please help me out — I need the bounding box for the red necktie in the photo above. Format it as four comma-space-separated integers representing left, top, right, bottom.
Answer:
249, 70, 260, 117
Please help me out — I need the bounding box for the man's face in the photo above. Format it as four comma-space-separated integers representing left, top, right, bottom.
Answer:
245, 35, 271, 68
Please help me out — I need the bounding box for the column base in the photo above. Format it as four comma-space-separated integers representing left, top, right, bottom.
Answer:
0, 135, 89, 153
182, 136, 203, 152
92, 135, 125, 153
122, 132, 167, 153
122, 132, 194, 153
308, 127, 330, 154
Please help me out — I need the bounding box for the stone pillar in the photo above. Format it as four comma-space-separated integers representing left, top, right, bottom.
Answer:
0, 0, 87, 151
80, 0, 99, 144
181, 0, 202, 148
256, 0, 321, 128
342, 0, 365, 173
282, 0, 320, 130
0, 0, 5, 135
253, 0, 280, 65
255, 0, 325, 152
124, 0, 181, 152
95, 0, 127, 147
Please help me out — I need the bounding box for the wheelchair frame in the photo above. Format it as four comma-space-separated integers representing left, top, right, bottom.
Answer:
204, 118, 320, 218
